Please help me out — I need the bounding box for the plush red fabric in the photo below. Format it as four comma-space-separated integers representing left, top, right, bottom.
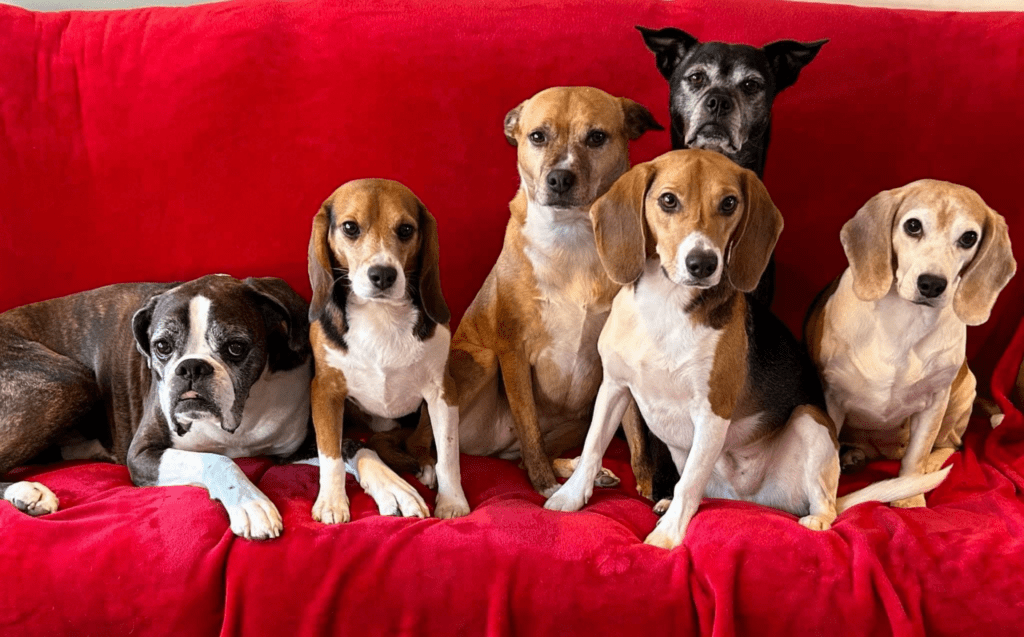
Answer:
1, 0, 1023, 635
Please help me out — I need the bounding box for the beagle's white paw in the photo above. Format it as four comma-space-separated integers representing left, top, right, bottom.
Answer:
226, 494, 283, 540
543, 486, 588, 512
434, 492, 470, 519
312, 488, 351, 525
644, 524, 682, 550
4, 481, 59, 516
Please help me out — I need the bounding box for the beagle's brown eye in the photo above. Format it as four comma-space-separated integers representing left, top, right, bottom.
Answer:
687, 72, 707, 89
958, 231, 978, 249
658, 192, 680, 212
528, 130, 546, 145
153, 340, 173, 358
342, 221, 360, 238
585, 130, 608, 147
720, 196, 738, 215
903, 218, 922, 237
396, 224, 415, 241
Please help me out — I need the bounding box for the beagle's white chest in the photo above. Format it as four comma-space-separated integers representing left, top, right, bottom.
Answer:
321, 301, 450, 420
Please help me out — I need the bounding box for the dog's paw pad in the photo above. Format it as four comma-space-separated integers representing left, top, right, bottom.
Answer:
892, 494, 926, 509
653, 498, 672, 516
4, 481, 59, 516
798, 514, 832, 531
594, 468, 621, 488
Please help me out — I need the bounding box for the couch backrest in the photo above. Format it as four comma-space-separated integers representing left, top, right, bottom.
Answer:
1, 0, 1021, 380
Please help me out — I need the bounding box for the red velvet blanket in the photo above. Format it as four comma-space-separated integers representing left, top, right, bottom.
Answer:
2, 0, 1023, 634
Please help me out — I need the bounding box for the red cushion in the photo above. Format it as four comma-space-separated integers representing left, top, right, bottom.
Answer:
1, 0, 1023, 634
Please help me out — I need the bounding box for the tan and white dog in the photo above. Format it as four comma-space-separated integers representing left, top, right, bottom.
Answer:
546, 151, 950, 549
448, 86, 663, 496
307, 179, 469, 523
805, 180, 1016, 506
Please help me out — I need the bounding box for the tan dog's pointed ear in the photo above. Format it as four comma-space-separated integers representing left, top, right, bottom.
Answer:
620, 98, 664, 141
504, 100, 526, 146
307, 201, 335, 321
416, 202, 451, 326
728, 170, 783, 293
840, 188, 903, 302
590, 162, 657, 285
954, 206, 1016, 325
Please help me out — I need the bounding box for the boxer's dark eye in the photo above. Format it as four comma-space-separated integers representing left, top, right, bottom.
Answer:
528, 130, 547, 145
720, 196, 738, 215
224, 341, 248, 360
153, 340, 173, 359
658, 192, 680, 212
687, 72, 707, 89
904, 218, 923, 237
585, 130, 608, 148
342, 221, 360, 238
958, 231, 978, 249
396, 224, 415, 241
740, 79, 763, 95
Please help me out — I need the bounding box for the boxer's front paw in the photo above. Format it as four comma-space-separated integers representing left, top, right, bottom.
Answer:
892, 494, 926, 509
434, 491, 470, 519
4, 481, 59, 516
226, 494, 282, 540
312, 489, 350, 525
358, 458, 428, 518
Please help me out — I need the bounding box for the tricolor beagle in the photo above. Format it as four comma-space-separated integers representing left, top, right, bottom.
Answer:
545, 150, 949, 549
805, 180, 1016, 506
307, 179, 469, 523
448, 86, 663, 496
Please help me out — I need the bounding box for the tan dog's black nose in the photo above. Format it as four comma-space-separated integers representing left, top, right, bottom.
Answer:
686, 250, 719, 279
546, 169, 576, 194
917, 274, 947, 298
704, 92, 733, 117
368, 265, 398, 291
177, 358, 213, 381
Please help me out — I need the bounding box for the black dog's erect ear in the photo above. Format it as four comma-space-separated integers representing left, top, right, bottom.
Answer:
243, 277, 312, 372
763, 39, 828, 93
636, 26, 700, 80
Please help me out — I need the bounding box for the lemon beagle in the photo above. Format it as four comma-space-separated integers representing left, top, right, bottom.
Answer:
447, 86, 663, 496
307, 179, 469, 523
545, 150, 949, 549
805, 180, 1016, 506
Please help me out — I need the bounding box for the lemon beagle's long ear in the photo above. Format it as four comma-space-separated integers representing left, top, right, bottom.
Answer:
307, 200, 336, 321
840, 188, 904, 302
416, 200, 451, 328
727, 169, 783, 293
590, 161, 657, 285
954, 205, 1016, 325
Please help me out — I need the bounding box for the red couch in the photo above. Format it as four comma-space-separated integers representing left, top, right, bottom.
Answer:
2, 0, 1023, 634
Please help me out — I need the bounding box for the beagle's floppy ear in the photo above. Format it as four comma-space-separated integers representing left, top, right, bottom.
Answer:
840, 188, 903, 302
590, 161, 657, 285
727, 170, 784, 293
620, 98, 664, 141
416, 201, 451, 326
954, 206, 1016, 326
308, 201, 336, 321
504, 100, 526, 146
243, 277, 311, 371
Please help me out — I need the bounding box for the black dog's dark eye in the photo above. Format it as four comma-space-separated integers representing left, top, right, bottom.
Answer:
396, 224, 415, 241
958, 231, 978, 249
687, 72, 707, 89
225, 341, 248, 359
720, 196, 738, 214
154, 340, 173, 358
585, 130, 608, 147
903, 218, 923, 237
342, 221, 360, 238
658, 192, 680, 212
740, 79, 762, 94
528, 130, 547, 145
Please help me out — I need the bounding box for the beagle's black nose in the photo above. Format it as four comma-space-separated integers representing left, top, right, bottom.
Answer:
546, 169, 576, 194
917, 274, 947, 298
176, 358, 213, 381
368, 265, 398, 291
704, 92, 733, 117
686, 251, 719, 280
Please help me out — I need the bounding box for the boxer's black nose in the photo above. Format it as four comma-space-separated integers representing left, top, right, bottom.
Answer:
917, 274, 947, 298
705, 92, 733, 117
368, 265, 398, 291
176, 358, 213, 381
686, 251, 719, 279
546, 169, 576, 194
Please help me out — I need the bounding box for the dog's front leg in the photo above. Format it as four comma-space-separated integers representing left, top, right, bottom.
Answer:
645, 412, 729, 550
424, 385, 470, 519
893, 387, 951, 508
497, 348, 558, 496
311, 373, 350, 524
545, 379, 632, 512
128, 441, 282, 541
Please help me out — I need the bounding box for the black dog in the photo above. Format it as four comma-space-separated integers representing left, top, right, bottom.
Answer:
635, 26, 827, 503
